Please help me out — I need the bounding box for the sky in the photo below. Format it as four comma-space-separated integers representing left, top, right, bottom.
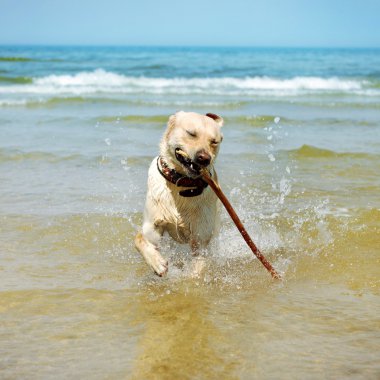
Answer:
1, 0, 380, 47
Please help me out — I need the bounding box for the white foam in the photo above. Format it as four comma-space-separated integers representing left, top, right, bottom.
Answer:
33, 69, 140, 90
0, 69, 373, 97
0, 99, 28, 106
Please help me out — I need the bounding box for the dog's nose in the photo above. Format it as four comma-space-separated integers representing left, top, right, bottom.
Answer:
195, 150, 211, 167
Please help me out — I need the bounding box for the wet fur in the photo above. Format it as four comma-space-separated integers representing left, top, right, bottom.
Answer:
135, 111, 224, 276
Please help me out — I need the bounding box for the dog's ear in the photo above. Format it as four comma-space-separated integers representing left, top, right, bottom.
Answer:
167, 114, 176, 130
168, 111, 185, 127
167, 111, 182, 130
206, 113, 224, 127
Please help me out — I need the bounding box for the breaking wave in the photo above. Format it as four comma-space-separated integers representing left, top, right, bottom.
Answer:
0, 69, 376, 97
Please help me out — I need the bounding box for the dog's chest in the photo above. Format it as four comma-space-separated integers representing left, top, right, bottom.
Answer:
161, 196, 217, 244
147, 159, 218, 244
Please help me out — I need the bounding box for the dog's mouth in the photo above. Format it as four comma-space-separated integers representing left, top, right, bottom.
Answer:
175, 148, 201, 176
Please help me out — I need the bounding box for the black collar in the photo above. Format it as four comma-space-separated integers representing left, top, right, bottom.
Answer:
157, 156, 210, 197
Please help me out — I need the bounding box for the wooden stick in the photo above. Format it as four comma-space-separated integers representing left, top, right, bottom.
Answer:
201, 168, 282, 280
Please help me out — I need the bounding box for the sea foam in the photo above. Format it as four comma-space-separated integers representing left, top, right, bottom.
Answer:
0, 69, 370, 97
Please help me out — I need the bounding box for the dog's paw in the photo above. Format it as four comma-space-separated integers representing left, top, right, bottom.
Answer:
189, 257, 206, 279
149, 255, 168, 277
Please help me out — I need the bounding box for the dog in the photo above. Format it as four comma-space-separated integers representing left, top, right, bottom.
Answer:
135, 111, 224, 276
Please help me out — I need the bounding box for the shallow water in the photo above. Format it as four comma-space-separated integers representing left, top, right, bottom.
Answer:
0, 46, 380, 379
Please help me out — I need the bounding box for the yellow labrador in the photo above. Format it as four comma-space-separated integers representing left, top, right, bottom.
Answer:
135, 111, 224, 276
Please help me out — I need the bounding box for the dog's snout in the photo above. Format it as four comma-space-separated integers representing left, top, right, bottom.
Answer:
195, 150, 211, 166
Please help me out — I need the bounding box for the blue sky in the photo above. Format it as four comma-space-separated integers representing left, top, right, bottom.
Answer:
1, 0, 380, 47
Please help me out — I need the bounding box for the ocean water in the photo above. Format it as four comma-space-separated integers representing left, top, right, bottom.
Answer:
0, 46, 379, 379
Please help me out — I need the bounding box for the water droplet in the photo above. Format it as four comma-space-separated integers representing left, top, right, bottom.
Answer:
274, 116, 280, 124
104, 138, 111, 146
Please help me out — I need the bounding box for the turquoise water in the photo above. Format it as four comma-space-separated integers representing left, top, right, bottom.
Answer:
0, 46, 379, 379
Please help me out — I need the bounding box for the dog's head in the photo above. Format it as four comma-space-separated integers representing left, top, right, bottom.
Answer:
160, 111, 224, 177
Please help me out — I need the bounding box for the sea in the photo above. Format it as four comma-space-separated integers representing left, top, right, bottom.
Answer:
0, 46, 379, 379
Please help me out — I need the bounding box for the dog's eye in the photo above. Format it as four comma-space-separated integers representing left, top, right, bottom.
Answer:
186, 130, 197, 138
210, 139, 219, 146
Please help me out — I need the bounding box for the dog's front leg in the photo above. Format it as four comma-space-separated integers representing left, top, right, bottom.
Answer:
135, 221, 168, 277
190, 239, 206, 278
190, 239, 200, 256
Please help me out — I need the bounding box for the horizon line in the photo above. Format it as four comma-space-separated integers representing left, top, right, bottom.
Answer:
1, 43, 380, 50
